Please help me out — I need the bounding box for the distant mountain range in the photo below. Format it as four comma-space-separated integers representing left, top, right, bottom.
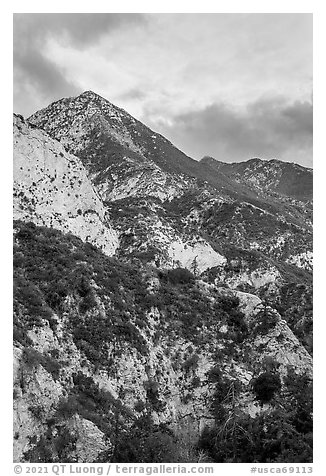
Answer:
13, 91, 313, 463
201, 156, 312, 201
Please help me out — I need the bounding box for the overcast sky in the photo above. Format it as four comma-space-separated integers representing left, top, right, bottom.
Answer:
13, 13, 313, 166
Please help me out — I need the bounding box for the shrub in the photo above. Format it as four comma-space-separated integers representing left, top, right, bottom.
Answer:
252, 305, 279, 336
23, 435, 53, 463
207, 365, 222, 384
182, 354, 200, 374
41, 354, 61, 381
134, 400, 146, 413
14, 277, 52, 325
218, 295, 240, 312
143, 379, 165, 411
111, 415, 178, 463
23, 348, 44, 369
283, 368, 313, 434
162, 268, 195, 285
217, 295, 248, 341
23, 426, 77, 463
28, 404, 43, 420
252, 371, 282, 404
13, 315, 33, 347
198, 408, 312, 463
191, 376, 201, 388
78, 291, 97, 313
22, 348, 61, 381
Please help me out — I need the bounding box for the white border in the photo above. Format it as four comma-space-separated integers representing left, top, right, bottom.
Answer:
2, 2, 324, 474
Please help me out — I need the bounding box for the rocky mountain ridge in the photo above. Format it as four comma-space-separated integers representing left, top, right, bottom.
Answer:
27, 92, 312, 276
200, 156, 313, 202
28, 91, 312, 208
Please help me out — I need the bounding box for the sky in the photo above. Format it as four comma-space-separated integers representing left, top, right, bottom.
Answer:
13, 13, 313, 166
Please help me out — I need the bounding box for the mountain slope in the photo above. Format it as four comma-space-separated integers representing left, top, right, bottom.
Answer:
13, 221, 312, 463
201, 156, 313, 202
26, 92, 313, 344
27, 91, 312, 268
28, 91, 312, 222
28, 91, 200, 184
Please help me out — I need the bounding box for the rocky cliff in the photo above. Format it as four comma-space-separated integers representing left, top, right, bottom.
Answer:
13, 114, 118, 256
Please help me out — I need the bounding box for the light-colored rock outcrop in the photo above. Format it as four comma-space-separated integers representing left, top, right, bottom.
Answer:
13, 114, 119, 256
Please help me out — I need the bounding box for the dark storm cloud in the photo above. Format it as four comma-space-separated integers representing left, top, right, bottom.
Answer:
13, 13, 146, 114
14, 44, 79, 99
14, 13, 146, 50
150, 97, 312, 165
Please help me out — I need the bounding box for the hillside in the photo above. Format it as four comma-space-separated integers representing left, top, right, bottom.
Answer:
201, 156, 313, 202
14, 221, 312, 463
13, 91, 313, 463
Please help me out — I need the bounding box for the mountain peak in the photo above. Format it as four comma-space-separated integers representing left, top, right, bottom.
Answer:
79, 90, 98, 97
77, 90, 111, 104
28, 92, 312, 202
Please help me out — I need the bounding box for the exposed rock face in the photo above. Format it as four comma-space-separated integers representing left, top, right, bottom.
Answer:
13, 221, 312, 463
94, 160, 190, 203
13, 114, 118, 256
236, 291, 312, 375
286, 251, 313, 270
107, 199, 226, 273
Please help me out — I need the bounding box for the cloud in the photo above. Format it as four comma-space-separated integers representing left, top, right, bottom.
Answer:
14, 45, 79, 99
13, 14, 312, 167
13, 13, 146, 116
117, 88, 148, 101
146, 96, 313, 166
14, 13, 146, 50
